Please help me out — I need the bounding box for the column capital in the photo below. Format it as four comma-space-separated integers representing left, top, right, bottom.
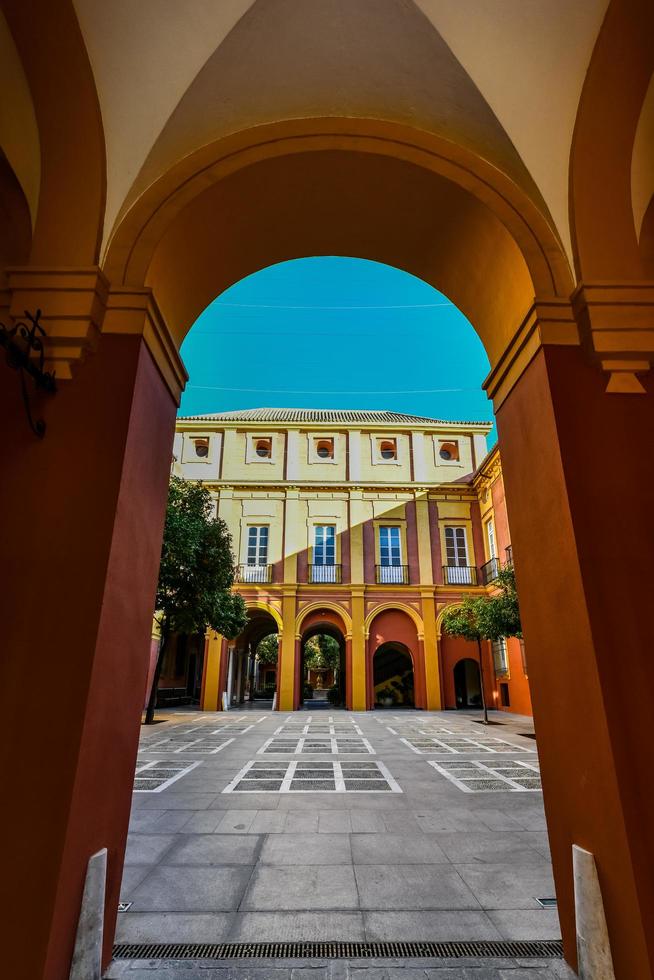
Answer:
103, 287, 187, 404
484, 297, 579, 409
7, 266, 109, 380
572, 281, 654, 393
4, 270, 188, 403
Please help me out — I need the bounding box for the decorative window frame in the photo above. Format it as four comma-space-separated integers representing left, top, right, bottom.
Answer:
246, 433, 276, 464
373, 518, 408, 566
434, 436, 464, 467
181, 432, 215, 464
439, 520, 475, 568
308, 434, 337, 464
370, 434, 401, 466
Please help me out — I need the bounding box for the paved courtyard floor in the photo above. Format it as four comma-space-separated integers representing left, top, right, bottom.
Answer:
106, 708, 574, 979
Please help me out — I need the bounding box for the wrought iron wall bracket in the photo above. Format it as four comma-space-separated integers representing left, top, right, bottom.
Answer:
0, 309, 57, 437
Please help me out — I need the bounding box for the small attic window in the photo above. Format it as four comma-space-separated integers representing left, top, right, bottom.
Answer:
315, 438, 334, 459
255, 438, 272, 458
194, 438, 209, 458
379, 439, 397, 460
439, 440, 459, 461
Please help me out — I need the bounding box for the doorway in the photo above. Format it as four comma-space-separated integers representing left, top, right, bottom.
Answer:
372, 642, 415, 708
454, 657, 482, 709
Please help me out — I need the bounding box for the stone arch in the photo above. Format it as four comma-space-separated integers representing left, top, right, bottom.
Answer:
103, 118, 573, 374
245, 600, 284, 633
569, 0, 654, 279
366, 606, 425, 709
2, 1, 106, 265
296, 601, 352, 637
365, 601, 424, 638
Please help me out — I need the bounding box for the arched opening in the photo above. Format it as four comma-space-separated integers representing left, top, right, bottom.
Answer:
373, 642, 415, 709
453, 657, 482, 710
224, 607, 279, 709
299, 628, 345, 709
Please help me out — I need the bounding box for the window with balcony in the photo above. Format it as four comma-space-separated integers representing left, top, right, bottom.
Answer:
311, 524, 339, 582
444, 526, 474, 584
240, 525, 270, 581
377, 525, 407, 583
486, 518, 496, 558
492, 638, 509, 676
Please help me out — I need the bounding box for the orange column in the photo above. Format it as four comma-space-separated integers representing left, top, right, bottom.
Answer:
0, 333, 177, 979
497, 342, 654, 979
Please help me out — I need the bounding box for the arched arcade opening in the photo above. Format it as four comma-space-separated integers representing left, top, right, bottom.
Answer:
372, 642, 415, 709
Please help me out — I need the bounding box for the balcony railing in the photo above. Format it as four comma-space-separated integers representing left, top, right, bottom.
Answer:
505, 545, 513, 564
376, 564, 409, 585
308, 563, 342, 584
236, 563, 272, 583
442, 564, 478, 586
480, 557, 501, 585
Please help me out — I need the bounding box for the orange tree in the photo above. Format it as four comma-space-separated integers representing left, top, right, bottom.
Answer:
145, 477, 247, 724
441, 567, 522, 723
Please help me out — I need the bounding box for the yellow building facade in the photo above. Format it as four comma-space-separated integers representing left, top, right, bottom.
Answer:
171, 408, 525, 715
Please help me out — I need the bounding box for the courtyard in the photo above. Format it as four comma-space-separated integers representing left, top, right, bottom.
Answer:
107, 708, 572, 979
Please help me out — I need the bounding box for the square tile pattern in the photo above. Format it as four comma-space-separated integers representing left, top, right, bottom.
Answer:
134, 759, 201, 792
428, 758, 541, 792
223, 760, 402, 793
401, 733, 535, 754
259, 735, 374, 755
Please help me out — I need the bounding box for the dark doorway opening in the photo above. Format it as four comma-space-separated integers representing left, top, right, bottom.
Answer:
299, 626, 346, 709
454, 657, 482, 709
373, 642, 415, 708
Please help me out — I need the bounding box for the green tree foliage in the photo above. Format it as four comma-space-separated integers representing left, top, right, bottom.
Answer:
145, 477, 248, 723
440, 566, 522, 724
256, 633, 279, 665
304, 633, 340, 670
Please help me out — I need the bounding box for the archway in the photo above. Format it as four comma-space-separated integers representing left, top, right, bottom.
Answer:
366, 607, 425, 710
296, 607, 349, 710
223, 607, 279, 708
372, 642, 415, 709
453, 658, 482, 710
2, 5, 653, 968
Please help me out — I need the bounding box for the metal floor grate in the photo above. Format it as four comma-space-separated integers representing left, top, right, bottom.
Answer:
112, 939, 563, 960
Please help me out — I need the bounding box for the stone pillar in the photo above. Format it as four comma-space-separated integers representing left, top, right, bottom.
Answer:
278, 594, 297, 710
0, 278, 185, 979
487, 293, 654, 978
201, 631, 224, 710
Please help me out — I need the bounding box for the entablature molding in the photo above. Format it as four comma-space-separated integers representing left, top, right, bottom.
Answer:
5, 269, 187, 402
485, 284, 654, 406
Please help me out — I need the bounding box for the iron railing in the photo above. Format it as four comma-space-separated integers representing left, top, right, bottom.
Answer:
480, 557, 501, 585
308, 563, 342, 584
442, 564, 478, 586
375, 564, 409, 585
236, 563, 272, 584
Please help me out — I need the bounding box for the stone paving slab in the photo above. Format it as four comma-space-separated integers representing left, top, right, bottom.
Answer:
104, 958, 576, 979
114, 708, 563, 979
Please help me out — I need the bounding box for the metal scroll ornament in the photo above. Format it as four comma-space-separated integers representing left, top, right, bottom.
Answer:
0, 309, 56, 437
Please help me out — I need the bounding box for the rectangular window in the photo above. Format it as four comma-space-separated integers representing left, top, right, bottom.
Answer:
314, 525, 336, 565
243, 525, 269, 582
519, 638, 528, 677
378, 526, 404, 583
486, 518, 497, 559
445, 526, 471, 583
492, 638, 509, 676
246, 526, 268, 565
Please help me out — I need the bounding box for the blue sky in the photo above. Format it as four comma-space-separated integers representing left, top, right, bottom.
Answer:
179, 257, 496, 441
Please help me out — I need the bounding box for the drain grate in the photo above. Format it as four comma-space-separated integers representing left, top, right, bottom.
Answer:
112, 939, 563, 961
